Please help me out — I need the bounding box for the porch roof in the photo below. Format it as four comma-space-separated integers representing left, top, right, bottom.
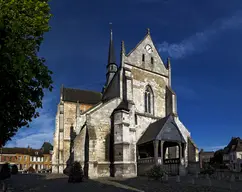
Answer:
137, 114, 186, 145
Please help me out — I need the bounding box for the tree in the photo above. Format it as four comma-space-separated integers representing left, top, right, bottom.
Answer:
210, 149, 224, 165
0, 0, 53, 146
11, 164, 18, 175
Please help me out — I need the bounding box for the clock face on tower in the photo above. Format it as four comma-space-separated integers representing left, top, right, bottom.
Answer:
145, 44, 153, 53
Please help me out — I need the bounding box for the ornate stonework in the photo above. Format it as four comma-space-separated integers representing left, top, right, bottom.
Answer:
52, 29, 198, 178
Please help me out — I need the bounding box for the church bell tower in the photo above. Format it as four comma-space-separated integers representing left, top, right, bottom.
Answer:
104, 24, 118, 90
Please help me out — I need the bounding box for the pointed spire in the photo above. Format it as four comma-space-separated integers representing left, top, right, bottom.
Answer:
167, 57, 171, 86
167, 57, 171, 69
121, 40, 126, 55
60, 84, 64, 100
108, 22, 116, 65
146, 28, 150, 35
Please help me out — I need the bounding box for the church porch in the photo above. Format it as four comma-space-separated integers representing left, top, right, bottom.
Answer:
136, 114, 187, 176
137, 140, 186, 176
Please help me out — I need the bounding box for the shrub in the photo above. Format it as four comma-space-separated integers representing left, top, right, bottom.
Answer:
200, 165, 215, 175
146, 165, 167, 180
11, 165, 18, 175
0, 163, 11, 180
68, 161, 84, 183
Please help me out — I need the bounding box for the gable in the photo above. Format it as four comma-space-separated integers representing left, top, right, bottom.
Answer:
137, 114, 186, 145
124, 33, 168, 76
157, 116, 186, 143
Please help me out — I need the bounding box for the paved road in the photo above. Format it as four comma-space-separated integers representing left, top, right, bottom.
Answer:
3, 174, 241, 192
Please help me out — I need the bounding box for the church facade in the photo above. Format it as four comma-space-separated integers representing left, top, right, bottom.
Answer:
52, 29, 199, 178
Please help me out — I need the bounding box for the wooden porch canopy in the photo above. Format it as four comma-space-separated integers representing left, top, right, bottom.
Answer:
137, 114, 186, 146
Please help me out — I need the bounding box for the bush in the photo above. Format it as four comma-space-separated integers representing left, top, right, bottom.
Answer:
28, 167, 35, 173
146, 165, 167, 180
11, 165, 18, 175
0, 163, 11, 180
200, 165, 215, 175
68, 161, 84, 183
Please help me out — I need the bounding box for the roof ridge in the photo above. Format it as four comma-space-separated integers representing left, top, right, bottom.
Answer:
64, 87, 102, 95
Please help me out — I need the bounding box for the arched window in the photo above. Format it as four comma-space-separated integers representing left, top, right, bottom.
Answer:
144, 85, 154, 114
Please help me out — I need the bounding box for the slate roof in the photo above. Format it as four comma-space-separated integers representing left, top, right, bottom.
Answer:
224, 137, 242, 153
137, 114, 186, 145
107, 30, 116, 65
1, 148, 44, 157
62, 87, 102, 104
1, 142, 53, 156
2, 148, 29, 155
41, 142, 53, 154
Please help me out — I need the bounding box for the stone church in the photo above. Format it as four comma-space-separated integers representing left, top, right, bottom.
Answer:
52, 29, 199, 178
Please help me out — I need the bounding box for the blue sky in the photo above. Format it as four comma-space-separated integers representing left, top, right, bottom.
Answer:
6, 0, 242, 151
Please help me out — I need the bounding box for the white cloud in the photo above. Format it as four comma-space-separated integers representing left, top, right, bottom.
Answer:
6, 133, 53, 149
158, 11, 242, 59
202, 145, 226, 152
5, 93, 57, 149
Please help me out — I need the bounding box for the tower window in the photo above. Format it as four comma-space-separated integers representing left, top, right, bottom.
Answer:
135, 114, 138, 125
142, 54, 145, 62
144, 85, 154, 114
151, 57, 154, 64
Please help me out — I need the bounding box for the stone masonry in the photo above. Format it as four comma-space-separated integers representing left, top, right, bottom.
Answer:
52, 29, 199, 178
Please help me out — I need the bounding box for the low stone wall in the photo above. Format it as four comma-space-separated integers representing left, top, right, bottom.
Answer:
97, 162, 110, 177
215, 169, 242, 178
187, 162, 200, 174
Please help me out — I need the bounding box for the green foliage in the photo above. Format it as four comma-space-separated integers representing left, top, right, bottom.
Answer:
0, 163, 11, 180
0, 0, 53, 145
11, 164, 18, 174
210, 149, 224, 165
146, 165, 167, 180
200, 164, 215, 175
68, 161, 84, 183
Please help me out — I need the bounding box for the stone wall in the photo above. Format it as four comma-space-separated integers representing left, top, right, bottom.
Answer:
52, 100, 97, 173
124, 34, 168, 76
128, 65, 168, 117
188, 137, 197, 162
135, 114, 158, 143
84, 98, 121, 178
187, 162, 200, 174
52, 106, 60, 173
73, 126, 86, 167
80, 103, 93, 113
63, 102, 77, 167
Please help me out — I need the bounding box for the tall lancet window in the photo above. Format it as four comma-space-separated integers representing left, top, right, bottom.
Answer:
144, 85, 154, 114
